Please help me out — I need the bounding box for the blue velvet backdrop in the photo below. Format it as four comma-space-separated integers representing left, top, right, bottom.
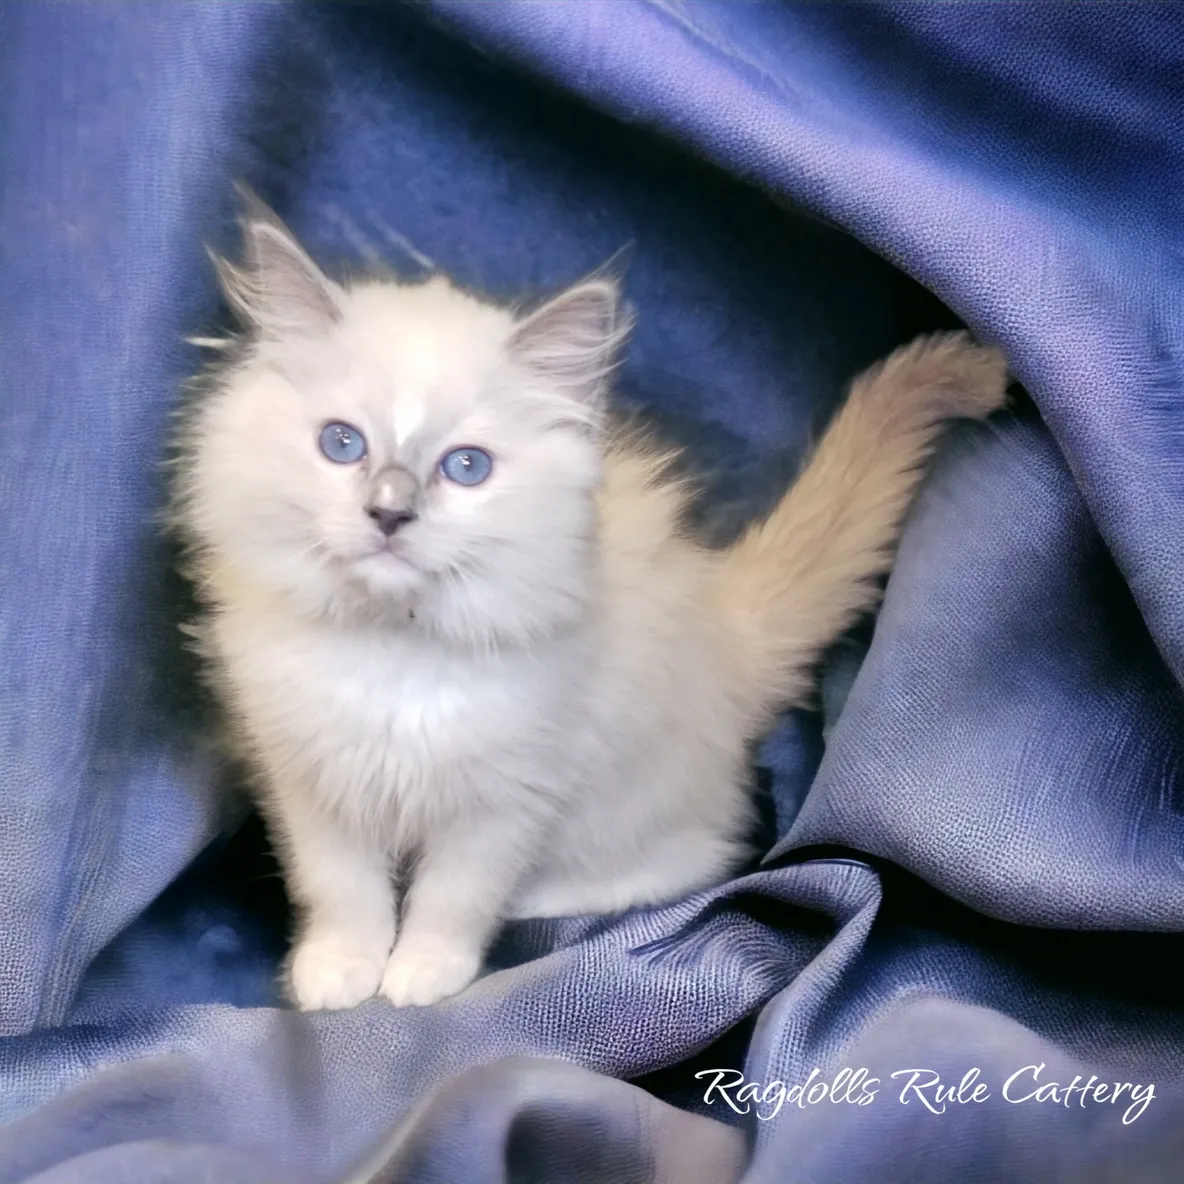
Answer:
1, 3, 1182, 1181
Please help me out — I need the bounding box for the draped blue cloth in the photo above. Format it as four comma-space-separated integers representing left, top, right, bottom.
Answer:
1, 3, 1181, 1180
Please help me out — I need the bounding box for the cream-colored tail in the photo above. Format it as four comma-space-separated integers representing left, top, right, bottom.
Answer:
715, 331, 1008, 719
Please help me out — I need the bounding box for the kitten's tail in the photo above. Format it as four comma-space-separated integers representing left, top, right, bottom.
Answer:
715, 331, 1008, 718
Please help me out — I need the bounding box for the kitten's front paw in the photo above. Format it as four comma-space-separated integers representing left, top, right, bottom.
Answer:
380, 934, 481, 1007
288, 936, 388, 1011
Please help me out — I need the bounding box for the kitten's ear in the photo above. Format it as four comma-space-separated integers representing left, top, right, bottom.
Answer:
213, 187, 343, 339
509, 277, 631, 407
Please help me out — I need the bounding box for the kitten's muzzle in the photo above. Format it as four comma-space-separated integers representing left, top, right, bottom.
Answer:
366, 465, 419, 537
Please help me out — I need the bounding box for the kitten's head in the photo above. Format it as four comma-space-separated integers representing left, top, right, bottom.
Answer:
177, 197, 629, 648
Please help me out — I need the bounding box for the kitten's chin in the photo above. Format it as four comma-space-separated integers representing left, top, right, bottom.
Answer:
323, 556, 424, 627
350, 549, 424, 597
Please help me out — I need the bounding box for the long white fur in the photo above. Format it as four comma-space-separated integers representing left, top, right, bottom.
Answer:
173, 203, 1008, 1010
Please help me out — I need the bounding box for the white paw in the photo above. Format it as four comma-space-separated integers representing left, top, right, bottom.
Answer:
288, 936, 389, 1011
380, 934, 481, 1007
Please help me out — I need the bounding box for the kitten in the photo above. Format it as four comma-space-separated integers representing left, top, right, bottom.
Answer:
173, 196, 1007, 1011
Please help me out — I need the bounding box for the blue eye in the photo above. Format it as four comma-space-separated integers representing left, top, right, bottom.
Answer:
439, 447, 493, 486
319, 421, 367, 464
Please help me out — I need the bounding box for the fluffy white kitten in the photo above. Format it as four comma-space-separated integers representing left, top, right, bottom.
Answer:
173, 197, 1007, 1011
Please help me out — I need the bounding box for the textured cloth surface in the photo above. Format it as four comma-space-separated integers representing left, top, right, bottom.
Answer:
1, 2, 1182, 1180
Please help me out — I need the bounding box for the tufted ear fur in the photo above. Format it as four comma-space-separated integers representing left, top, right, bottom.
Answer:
211, 186, 343, 340
508, 277, 631, 409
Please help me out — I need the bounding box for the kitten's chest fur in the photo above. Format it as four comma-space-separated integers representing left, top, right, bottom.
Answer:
211, 605, 580, 833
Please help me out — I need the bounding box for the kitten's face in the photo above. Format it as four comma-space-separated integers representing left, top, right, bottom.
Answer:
181, 207, 625, 647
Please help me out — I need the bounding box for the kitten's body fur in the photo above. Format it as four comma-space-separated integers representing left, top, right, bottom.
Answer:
174, 197, 1007, 1010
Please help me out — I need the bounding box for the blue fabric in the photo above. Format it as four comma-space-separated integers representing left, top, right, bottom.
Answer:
1, 2, 1181, 1180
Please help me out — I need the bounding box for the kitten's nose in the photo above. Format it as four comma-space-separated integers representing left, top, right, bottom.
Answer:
366, 465, 420, 537
367, 505, 416, 537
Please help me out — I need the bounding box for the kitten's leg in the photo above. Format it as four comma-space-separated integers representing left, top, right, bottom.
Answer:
381, 809, 535, 1008
269, 794, 397, 1011
511, 828, 746, 918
